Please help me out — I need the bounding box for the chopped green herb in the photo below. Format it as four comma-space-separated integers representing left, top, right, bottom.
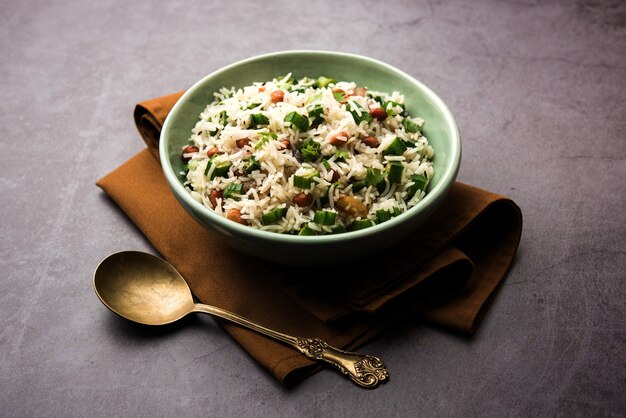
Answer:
321, 160, 331, 170
262, 207, 287, 225
365, 168, 385, 187
223, 182, 244, 199
246, 102, 261, 110
298, 138, 321, 162
383, 137, 408, 156
313, 210, 337, 225
364, 167, 387, 193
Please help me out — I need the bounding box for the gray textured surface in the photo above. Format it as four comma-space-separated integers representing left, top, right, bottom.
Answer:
1, 0, 625, 416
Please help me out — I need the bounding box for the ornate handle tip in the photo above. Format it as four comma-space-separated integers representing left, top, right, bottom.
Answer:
351, 355, 389, 388
296, 338, 389, 389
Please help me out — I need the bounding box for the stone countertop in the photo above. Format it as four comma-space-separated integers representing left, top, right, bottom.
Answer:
1, 0, 624, 416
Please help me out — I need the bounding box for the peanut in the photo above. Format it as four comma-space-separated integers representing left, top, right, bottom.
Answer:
207, 147, 221, 158
227, 209, 247, 225
235, 138, 250, 148
329, 131, 349, 146
369, 107, 387, 121
293, 193, 313, 207
336, 196, 368, 218
352, 87, 367, 97
182, 145, 199, 162
362, 136, 379, 148
209, 189, 223, 208
270, 90, 284, 103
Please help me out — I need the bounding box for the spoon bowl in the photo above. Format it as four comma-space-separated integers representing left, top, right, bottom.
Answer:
93, 251, 389, 388
94, 251, 194, 326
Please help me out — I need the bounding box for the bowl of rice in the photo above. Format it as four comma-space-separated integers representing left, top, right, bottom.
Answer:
160, 51, 460, 265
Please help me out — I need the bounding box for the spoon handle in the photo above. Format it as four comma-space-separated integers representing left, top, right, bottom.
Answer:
193, 303, 389, 388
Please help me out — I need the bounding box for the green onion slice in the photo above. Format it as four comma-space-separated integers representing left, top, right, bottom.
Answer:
251, 113, 269, 128
307, 104, 325, 129
402, 117, 421, 133
284, 111, 309, 131
204, 159, 231, 179
383, 137, 407, 156
243, 156, 260, 173
293, 170, 319, 189
313, 210, 337, 225
349, 101, 373, 124
351, 219, 375, 231
262, 207, 287, 225
298, 138, 321, 162
406, 174, 429, 199
298, 225, 318, 236
386, 162, 404, 183
316, 76, 336, 88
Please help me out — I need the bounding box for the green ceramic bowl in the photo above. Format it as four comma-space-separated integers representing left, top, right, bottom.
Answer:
161, 50, 460, 265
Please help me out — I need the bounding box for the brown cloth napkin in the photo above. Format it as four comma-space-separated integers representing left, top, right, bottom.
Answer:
97, 92, 522, 386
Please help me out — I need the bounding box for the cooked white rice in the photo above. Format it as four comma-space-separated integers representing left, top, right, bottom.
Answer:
181, 75, 434, 235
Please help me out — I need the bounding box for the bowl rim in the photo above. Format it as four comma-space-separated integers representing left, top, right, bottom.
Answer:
160, 49, 461, 243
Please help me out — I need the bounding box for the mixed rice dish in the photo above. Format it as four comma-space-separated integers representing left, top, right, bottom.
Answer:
180, 75, 434, 235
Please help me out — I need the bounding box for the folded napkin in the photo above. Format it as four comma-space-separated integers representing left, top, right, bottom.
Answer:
97, 92, 522, 386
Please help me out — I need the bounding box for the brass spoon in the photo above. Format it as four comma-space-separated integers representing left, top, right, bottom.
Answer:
93, 251, 389, 388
